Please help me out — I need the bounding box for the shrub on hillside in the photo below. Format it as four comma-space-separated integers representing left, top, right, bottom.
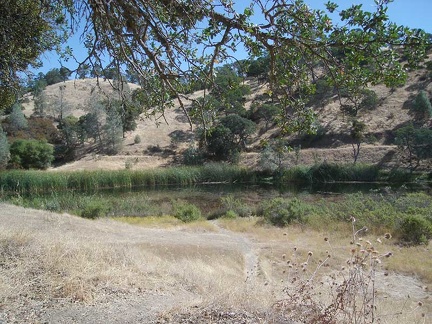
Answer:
134, 134, 141, 144
412, 90, 432, 119
9, 139, 54, 169
359, 89, 379, 111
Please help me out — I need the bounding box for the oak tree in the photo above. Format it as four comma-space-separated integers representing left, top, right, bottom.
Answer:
2, 0, 429, 134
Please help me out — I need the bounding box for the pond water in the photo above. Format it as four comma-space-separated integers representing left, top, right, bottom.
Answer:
4, 181, 430, 218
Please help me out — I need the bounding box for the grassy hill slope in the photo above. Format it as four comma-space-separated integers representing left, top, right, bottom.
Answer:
20, 56, 432, 171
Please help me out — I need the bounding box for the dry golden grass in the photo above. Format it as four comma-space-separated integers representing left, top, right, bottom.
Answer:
114, 215, 218, 232
215, 217, 432, 322
386, 245, 432, 285
0, 204, 276, 322
1, 204, 431, 322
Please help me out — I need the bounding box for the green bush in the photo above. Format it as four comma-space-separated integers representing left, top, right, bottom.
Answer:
81, 201, 108, 219
359, 89, 379, 111
398, 215, 432, 245
173, 201, 202, 222
412, 90, 432, 119
220, 195, 252, 217
9, 139, 54, 169
182, 145, 204, 165
134, 134, 141, 144
223, 210, 238, 219
261, 197, 309, 226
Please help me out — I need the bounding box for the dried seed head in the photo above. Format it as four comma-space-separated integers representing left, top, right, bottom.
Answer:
308, 251, 313, 256
376, 238, 382, 244
384, 233, 392, 239
324, 237, 329, 242
366, 240, 372, 245
282, 254, 286, 259
418, 301, 423, 307
351, 248, 357, 254
293, 246, 297, 251
384, 252, 393, 258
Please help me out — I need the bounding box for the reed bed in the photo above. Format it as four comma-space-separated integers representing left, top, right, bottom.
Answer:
0, 162, 422, 196
0, 164, 253, 194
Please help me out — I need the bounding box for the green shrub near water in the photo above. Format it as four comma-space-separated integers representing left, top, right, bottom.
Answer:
81, 201, 109, 219
261, 197, 311, 226
220, 194, 252, 217
173, 201, 202, 222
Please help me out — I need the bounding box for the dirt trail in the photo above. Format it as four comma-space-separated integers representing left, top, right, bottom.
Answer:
0, 204, 265, 323
211, 220, 260, 282
1, 204, 432, 323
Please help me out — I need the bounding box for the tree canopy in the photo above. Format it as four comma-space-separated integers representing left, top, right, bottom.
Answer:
1, 0, 429, 132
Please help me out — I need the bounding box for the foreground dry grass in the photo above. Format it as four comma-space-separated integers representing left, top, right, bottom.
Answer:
1, 204, 431, 323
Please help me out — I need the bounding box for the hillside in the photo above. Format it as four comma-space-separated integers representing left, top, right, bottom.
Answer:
20, 57, 432, 171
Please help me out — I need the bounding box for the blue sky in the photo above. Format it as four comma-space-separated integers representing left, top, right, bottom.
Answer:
35, 0, 432, 75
